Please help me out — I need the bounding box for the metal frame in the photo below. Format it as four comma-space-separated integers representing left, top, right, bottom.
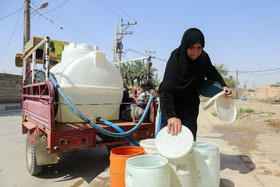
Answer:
21, 36, 157, 162
23, 37, 50, 84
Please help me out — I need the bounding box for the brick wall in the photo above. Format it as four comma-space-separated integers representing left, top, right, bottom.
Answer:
0, 73, 22, 103
232, 87, 280, 99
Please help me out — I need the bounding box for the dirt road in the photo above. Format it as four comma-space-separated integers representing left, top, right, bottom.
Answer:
91, 99, 280, 187
198, 99, 280, 186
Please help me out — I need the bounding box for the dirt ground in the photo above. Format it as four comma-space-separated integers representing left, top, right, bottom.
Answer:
89, 99, 280, 187
207, 99, 280, 138
202, 99, 280, 186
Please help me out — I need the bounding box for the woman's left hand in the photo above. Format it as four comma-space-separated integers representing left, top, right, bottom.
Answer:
223, 87, 232, 98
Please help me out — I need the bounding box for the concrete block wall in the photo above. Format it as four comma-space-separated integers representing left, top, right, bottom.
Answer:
0, 73, 22, 103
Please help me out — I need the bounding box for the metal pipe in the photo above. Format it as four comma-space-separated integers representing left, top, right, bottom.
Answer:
45, 37, 50, 81
31, 51, 36, 83
23, 59, 26, 84
114, 56, 150, 65
24, 37, 48, 60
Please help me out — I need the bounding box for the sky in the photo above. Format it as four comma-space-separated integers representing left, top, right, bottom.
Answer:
1, 0, 280, 89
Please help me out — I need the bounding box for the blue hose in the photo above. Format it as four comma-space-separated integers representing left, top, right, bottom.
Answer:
37, 69, 153, 138
100, 119, 140, 146
155, 108, 162, 138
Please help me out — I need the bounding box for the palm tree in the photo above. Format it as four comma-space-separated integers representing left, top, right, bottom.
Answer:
133, 60, 147, 86
152, 73, 162, 90
120, 60, 158, 88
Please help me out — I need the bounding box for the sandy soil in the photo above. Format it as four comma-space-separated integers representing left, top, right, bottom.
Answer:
89, 99, 280, 187
203, 99, 280, 186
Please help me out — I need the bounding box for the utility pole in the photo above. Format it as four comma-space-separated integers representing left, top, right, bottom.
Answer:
113, 19, 137, 65
145, 50, 155, 81
113, 25, 118, 65
236, 69, 239, 98
24, 0, 31, 47
24, 1, 48, 47
23, 0, 48, 74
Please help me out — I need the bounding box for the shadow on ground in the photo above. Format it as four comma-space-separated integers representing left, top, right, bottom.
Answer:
36, 146, 110, 184
221, 153, 256, 174
0, 109, 21, 117
220, 178, 235, 187
219, 152, 256, 187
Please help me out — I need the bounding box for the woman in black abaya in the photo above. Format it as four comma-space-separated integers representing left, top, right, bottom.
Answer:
159, 28, 232, 140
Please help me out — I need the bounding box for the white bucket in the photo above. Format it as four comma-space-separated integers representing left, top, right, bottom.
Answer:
193, 142, 220, 187
168, 151, 196, 187
139, 138, 159, 155
50, 43, 124, 123
155, 126, 196, 187
125, 155, 170, 187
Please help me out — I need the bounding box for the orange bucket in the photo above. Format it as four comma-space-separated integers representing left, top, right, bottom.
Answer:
110, 146, 144, 187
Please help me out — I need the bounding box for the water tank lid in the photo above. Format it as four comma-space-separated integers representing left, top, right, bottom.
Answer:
215, 94, 237, 123
64, 43, 98, 51
155, 126, 194, 159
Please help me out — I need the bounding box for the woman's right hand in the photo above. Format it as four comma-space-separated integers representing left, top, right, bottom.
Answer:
167, 117, 182, 135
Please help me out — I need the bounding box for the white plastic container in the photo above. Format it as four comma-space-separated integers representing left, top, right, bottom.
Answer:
139, 138, 159, 155
125, 155, 170, 187
50, 43, 124, 122
168, 151, 196, 187
155, 126, 194, 159
155, 126, 196, 187
193, 142, 220, 187
214, 94, 237, 123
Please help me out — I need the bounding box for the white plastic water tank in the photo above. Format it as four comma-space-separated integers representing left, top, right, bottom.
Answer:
193, 142, 220, 187
50, 43, 124, 122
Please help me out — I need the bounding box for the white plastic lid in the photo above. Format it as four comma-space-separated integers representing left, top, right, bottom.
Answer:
203, 90, 226, 110
155, 126, 194, 159
214, 94, 237, 123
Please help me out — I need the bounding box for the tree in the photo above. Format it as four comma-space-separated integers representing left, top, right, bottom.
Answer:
120, 60, 158, 88
152, 73, 161, 90
134, 60, 147, 86
214, 64, 237, 89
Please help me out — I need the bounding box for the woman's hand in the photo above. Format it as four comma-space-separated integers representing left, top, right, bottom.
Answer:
167, 117, 182, 135
223, 86, 232, 98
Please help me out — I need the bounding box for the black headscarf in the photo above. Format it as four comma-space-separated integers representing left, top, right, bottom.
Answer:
159, 28, 206, 96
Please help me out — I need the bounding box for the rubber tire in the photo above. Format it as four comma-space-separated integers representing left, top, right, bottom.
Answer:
25, 133, 43, 175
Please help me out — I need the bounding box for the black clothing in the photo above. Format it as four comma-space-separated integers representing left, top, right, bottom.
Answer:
159, 28, 227, 140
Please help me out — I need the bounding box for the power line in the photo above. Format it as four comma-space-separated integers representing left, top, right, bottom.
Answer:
239, 67, 280, 73
31, 0, 111, 52
0, 7, 23, 65
36, 11, 90, 43
229, 67, 280, 73
107, 0, 135, 22
240, 70, 280, 76
0, 6, 23, 21
44, 0, 70, 13
94, 0, 122, 19
93, 0, 154, 53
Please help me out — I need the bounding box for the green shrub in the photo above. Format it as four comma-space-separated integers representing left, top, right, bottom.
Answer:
244, 108, 254, 113
267, 112, 276, 115
211, 112, 217, 117
201, 97, 209, 102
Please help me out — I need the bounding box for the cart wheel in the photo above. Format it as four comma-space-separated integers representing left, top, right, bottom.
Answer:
25, 133, 43, 175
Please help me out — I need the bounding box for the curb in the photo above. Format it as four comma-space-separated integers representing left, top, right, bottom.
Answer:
0, 105, 21, 111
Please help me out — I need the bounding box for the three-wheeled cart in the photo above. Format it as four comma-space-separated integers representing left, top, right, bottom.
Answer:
18, 37, 158, 175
